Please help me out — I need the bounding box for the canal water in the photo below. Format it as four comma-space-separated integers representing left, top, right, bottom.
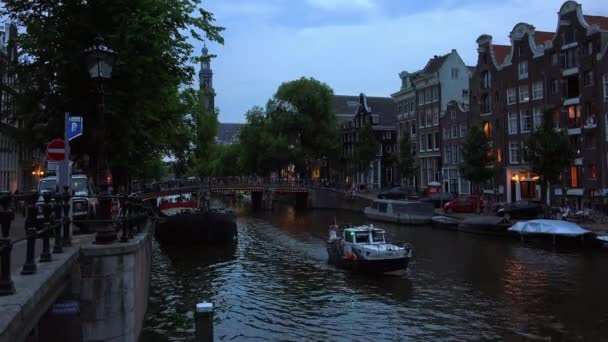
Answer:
141, 205, 608, 341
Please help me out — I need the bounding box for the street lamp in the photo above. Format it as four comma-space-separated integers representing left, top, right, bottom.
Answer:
83, 36, 117, 244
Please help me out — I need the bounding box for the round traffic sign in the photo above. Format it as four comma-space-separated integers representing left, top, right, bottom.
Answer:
47, 139, 65, 162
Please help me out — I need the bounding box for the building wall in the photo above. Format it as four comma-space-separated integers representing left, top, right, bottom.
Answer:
440, 101, 471, 194
439, 50, 471, 112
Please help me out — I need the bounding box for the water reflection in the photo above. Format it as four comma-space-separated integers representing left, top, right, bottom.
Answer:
142, 205, 608, 341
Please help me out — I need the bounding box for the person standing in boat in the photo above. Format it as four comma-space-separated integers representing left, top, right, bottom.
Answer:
329, 224, 338, 241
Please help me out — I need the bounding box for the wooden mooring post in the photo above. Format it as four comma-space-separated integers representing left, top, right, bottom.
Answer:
195, 302, 214, 342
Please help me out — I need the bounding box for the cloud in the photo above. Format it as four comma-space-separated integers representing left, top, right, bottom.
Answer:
306, 0, 376, 11
200, 0, 607, 123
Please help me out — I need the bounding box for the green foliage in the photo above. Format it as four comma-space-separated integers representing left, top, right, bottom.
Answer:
397, 132, 416, 180
526, 108, 575, 187
141, 158, 167, 181
206, 143, 243, 177
2, 0, 224, 186
459, 126, 494, 190
354, 124, 379, 168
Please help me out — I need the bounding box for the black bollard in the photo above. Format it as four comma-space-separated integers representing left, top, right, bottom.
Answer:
39, 194, 52, 262
62, 189, 71, 247
0, 239, 15, 295
21, 204, 37, 274
127, 200, 134, 239
195, 302, 214, 342
52, 195, 63, 254
120, 198, 129, 242
0, 192, 13, 238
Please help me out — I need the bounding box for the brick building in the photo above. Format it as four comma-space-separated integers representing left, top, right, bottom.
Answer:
441, 100, 471, 194
337, 94, 396, 189
392, 71, 419, 189
469, 1, 608, 207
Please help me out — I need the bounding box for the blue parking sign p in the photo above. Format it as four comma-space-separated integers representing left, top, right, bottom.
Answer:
67, 116, 83, 141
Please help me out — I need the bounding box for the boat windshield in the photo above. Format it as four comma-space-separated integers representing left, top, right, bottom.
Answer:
39, 179, 57, 193
354, 232, 370, 244
371, 231, 385, 243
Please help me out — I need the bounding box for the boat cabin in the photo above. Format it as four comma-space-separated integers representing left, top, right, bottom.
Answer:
342, 226, 386, 245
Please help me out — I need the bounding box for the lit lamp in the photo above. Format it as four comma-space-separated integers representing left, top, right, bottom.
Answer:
83, 36, 118, 244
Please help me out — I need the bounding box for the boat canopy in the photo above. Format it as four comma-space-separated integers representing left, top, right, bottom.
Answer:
508, 220, 591, 236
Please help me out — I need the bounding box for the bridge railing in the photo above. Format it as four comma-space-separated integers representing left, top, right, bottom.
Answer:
139, 177, 321, 193
0, 192, 154, 296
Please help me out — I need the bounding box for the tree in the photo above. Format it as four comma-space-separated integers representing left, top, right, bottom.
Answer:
397, 132, 416, 186
354, 123, 379, 184
526, 108, 575, 205
460, 126, 494, 195
3, 0, 224, 187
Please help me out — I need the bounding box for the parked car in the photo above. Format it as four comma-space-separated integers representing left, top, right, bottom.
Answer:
496, 200, 547, 220
420, 192, 455, 208
443, 195, 484, 213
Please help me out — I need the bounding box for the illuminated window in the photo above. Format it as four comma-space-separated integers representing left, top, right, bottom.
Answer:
482, 121, 492, 138
570, 165, 582, 188
497, 148, 502, 163
589, 164, 597, 179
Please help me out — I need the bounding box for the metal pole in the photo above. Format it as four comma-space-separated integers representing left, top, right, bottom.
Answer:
52, 195, 63, 254
21, 204, 37, 275
195, 302, 214, 342
39, 194, 52, 262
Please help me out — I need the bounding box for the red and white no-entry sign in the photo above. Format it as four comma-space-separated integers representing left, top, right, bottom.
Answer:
47, 139, 66, 162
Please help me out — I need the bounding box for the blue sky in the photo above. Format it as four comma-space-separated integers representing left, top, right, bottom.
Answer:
192, 0, 606, 123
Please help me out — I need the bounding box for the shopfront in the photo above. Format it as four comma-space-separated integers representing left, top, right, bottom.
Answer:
506, 168, 541, 203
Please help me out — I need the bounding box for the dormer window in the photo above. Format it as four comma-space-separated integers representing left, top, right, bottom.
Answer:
563, 29, 576, 45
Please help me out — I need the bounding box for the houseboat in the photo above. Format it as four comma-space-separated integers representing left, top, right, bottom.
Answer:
364, 199, 434, 225
327, 225, 413, 273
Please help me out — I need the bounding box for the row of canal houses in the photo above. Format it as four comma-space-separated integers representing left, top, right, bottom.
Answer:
335, 1, 608, 209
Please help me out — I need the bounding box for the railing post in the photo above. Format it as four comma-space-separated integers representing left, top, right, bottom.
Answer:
21, 204, 38, 275
195, 302, 214, 342
39, 193, 52, 263
120, 197, 129, 242
127, 198, 134, 239
0, 192, 13, 238
62, 189, 71, 247
94, 195, 117, 244
52, 194, 63, 254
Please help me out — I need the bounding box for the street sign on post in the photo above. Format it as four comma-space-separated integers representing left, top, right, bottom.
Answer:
67, 116, 83, 141
47, 139, 66, 162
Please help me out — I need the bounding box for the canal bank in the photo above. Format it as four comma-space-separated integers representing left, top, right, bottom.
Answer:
141, 205, 608, 341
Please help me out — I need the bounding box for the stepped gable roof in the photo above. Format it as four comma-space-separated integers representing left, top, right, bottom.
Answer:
492, 45, 510, 65
584, 15, 608, 30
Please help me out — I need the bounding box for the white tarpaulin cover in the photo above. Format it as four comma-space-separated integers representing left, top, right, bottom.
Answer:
508, 220, 591, 236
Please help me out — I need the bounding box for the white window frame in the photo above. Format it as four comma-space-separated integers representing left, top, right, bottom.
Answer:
532, 81, 543, 100
452, 125, 458, 139
551, 53, 558, 66
507, 88, 517, 105
426, 110, 432, 128
426, 88, 431, 104
509, 142, 519, 164
508, 112, 518, 135
452, 68, 459, 80
434, 132, 440, 151
432, 87, 439, 102
518, 60, 528, 80
451, 108, 456, 119
519, 85, 530, 103
432, 107, 439, 126
427, 133, 433, 152
420, 136, 425, 152
520, 110, 531, 133
460, 124, 465, 138
533, 107, 542, 130
585, 71, 593, 87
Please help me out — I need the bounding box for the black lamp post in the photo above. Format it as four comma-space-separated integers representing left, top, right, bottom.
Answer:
83, 36, 117, 244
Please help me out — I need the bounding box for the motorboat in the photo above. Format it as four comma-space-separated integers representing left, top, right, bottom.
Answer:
509, 219, 594, 247
327, 225, 413, 273
457, 216, 513, 237
431, 216, 461, 230
364, 199, 434, 225
154, 195, 237, 245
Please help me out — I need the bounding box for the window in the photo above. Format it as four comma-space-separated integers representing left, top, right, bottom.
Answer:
444, 144, 450, 164
434, 132, 440, 151
569, 165, 582, 188
532, 81, 543, 100
519, 85, 530, 103
509, 142, 519, 164
518, 60, 528, 79
452, 68, 459, 79
562, 48, 578, 69
386, 144, 392, 153
426, 110, 432, 128
427, 133, 433, 151
585, 71, 593, 87
452, 125, 458, 138
567, 105, 581, 129
419, 113, 425, 128
420, 136, 425, 152
508, 112, 518, 135
450, 108, 456, 119
586, 134, 596, 150
589, 163, 597, 179
432, 87, 438, 102
507, 88, 517, 105
462, 89, 469, 101
426, 88, 431, 104
418, 92, 424, 106
483, 121, 492, 138
520, 110, 531, 133
552, 79, 559, 94
411, 122, 416, 135
372, 115, 380, 124
564, 29, 576, 45
551, 53, 558, 66
521, 143, 528, 164
604, 74, 608, 101
481, 94, 491, 113
433, 107, 439, 126
481, 71, 491, 89
533, 107, 542, 130
443, 127, 449, 140
460, 124, 466, 138
587, 41, 593, 56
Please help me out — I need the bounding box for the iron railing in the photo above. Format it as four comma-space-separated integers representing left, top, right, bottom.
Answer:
0, 192, 154, 296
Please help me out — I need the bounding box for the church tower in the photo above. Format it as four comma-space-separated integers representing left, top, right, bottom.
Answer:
199, 44, 215, 112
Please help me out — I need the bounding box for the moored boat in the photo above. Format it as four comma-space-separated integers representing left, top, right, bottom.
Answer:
364, 199, 434, 225
431, 216, 461, 230
458, 216, 513, 237
327, 225, 413, 273
509, 219, 594, 247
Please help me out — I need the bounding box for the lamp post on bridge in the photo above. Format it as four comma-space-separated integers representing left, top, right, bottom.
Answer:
83, 36, 118, 244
